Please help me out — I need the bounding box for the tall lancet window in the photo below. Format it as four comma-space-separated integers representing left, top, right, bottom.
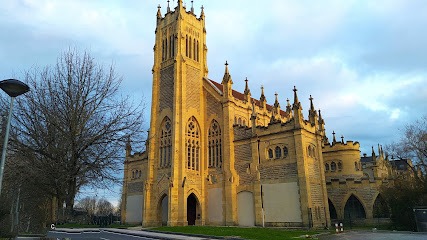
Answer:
159, 117, 172, 168
208, 120, 222, 168
186, 117, 200, 171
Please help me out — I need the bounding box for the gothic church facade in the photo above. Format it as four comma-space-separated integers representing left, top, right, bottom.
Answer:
121, 1, 391, 228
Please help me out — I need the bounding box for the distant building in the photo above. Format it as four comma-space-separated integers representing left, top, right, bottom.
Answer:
121, 1, 411, 227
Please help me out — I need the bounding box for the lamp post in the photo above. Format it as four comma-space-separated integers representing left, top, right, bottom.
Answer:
0, 79, 30, 196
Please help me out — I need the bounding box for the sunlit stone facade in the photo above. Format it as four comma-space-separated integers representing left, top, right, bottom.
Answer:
121, 1, 400, 228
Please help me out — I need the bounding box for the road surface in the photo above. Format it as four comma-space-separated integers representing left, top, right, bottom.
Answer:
46, 228, 216, 240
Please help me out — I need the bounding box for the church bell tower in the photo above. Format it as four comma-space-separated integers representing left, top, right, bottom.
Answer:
144, 0, 209, 226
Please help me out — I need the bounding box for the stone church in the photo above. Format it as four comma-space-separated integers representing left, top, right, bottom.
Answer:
121, 1, 400, 228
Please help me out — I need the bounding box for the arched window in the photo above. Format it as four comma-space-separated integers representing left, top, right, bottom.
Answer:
208, 120, 222, 168
325, 163, 330, 171
268, 149, 273, 159
355, 161, 359, 171
308, 146, 312, 157
243, 120, 246, 126
331, 162, 337, 171
165, 37, 168, 59
162, 39, 165, 61
338, 162, 342, 171
275, 146, 281, 159
238, 118, 242, 125
189, 37, 192, 59
193, 38, 196, 60
159, 117, 172, 168
196, 40, 199, 61
283, 147, 288, 158
234, 117, 237, 125
186, 35, 188, 57
344, 194, 366, 219
170, 35, 173, 58
186, 117, 200, 171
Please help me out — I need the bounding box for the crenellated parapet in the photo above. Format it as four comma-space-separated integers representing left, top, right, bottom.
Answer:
323, 140, 361, 152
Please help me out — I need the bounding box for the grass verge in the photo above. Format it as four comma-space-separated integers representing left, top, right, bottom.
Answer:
152, 226, 321, 240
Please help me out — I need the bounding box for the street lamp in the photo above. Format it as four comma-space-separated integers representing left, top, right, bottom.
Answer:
0, 79, 30, 196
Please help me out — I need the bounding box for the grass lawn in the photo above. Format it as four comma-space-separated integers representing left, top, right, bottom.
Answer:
152, 226, 321, 240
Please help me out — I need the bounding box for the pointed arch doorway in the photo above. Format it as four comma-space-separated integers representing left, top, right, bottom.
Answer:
159, 194, 168, 226
187, 193, 200, 225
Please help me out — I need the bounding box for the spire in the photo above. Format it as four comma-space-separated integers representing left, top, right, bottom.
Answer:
244, 78, 251, 95
251, 100, 257, 134
292, 86, 301, 110
178, 0, 183, 7
200, 5, 205, 18
332, 131, 337, 143
309, 95, 315, 112
286, 98, 293, 118
191, 0, 194, 13
259, 85, 266, 109
274, 92, 280, 108
308, 95, 317, 125
260, 86, 265, 101
167, 0, 171, 12
157, 4, 162, 19
222, 61, 233, 98
221, 61, 232, 84
372, 146, 376, 159
244, 77, 251, 102
126, 136, 132, 156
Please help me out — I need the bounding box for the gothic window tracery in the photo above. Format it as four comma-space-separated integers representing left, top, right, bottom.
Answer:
283, 146, 288, 158
159, 117, 172, 168
208, 120, 222, 168
186, 117, 200, 171
275, 146, 282, 159
338, 162, 343, 171
331, 162, 337, 171
325, 163, 330, 171
268, 149, 273, 159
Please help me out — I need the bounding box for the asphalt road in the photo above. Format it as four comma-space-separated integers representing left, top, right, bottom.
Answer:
318, 230, 427, 240
46, 228, 216, 240
47, 230, 159, 240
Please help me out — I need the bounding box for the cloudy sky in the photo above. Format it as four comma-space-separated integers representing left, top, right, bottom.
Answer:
1, 0, 426, 205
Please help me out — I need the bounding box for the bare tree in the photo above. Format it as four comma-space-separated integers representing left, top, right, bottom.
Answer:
75, 196, 97, 217
387, 115, 427, 183
382, 115, 427, 230
4, 49, 145, 215
96, 198, 114, 216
